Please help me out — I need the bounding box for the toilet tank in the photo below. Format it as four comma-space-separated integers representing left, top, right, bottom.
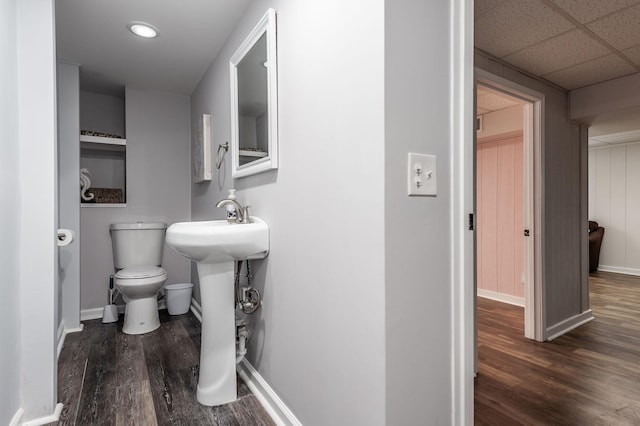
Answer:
110, 222, 166, 269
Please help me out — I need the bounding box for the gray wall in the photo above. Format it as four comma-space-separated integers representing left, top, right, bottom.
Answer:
80, 90, 125, 137
190, 0, 387, 424
475, 51, 589, 333
80, 88, 192, 312
57, 62, 82, 332
384, 0, 453, 423
0, 0, 23, 422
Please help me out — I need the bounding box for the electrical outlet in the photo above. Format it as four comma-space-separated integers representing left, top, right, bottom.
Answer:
408, 153, 437, 196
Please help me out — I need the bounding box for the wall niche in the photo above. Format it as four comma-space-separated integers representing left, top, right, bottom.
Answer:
79, 90, 127, 206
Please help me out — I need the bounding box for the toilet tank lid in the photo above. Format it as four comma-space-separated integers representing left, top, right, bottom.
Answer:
110, 222, 166, 231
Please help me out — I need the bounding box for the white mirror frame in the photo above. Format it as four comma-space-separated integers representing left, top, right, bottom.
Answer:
230, 8, 278, 178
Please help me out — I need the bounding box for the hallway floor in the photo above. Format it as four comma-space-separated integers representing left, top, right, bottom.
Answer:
475, 271, 640, 425
56, 309, 275, 426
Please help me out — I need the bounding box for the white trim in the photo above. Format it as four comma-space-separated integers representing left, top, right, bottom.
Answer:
57, 322, 85, 359
190, 297, 203, 322
546, 310, 594, 341
80, 307, 104, 321
451, 0, 475, 424
237, 359, 302, 426
9, 408, 23, 426
477, 289, 524, 307
597, 265, 640, 276
22, 403, 63, 426
523, 102, 536, 339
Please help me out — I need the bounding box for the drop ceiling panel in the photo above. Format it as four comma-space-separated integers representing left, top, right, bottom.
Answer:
477, 91, 520, 112
503, 29, 610, 75
475, 0, 575, 57
623, 45, 640, 66
549, 0, 640, 24
587, 4, 640, 50
475, 0, 509, 19
543, 54, 637, 89
477, 86, 524, 115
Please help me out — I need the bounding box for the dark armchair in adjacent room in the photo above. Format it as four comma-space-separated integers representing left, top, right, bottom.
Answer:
589, 221, 605, 273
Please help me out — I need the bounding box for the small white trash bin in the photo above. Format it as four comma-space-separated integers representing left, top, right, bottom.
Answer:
164, 283, 193, 315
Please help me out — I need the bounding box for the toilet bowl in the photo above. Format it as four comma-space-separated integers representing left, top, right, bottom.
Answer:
110, 222, 167, 335
115, 265, 167, 334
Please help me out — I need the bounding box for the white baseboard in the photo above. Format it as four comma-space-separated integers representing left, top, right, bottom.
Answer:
188, 299, 298, 425
477, 289, 525, 307
22, 403, 63, 426
237, 360, 302, 426
9, 408, 23, 426
80, 307, 105, 321
57, 322, 85, 359
597, 265, 640, 277
546, 309, 594, 341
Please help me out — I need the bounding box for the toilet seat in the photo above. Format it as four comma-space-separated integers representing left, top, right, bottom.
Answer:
116, 265, 165, 279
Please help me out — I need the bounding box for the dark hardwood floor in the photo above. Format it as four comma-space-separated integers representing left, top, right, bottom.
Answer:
475, 271, 640, 425
56, 310, 275, 426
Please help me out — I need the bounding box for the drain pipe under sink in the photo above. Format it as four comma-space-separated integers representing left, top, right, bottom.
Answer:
236, 324, 248, 364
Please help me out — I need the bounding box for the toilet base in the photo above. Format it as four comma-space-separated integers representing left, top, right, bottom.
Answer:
122, 297, 160, 335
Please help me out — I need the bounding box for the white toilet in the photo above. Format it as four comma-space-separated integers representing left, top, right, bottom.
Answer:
110, 222, 167, 335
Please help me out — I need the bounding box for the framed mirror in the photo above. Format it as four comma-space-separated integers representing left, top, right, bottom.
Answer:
230, 8, 278, 178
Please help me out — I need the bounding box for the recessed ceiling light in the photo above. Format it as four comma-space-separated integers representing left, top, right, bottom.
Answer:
127, 21, 158, 39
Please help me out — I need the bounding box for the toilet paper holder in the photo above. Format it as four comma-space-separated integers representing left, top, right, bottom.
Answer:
57, 228, 75, 247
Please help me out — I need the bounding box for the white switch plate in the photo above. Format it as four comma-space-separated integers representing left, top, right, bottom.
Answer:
408, 153, 437, 196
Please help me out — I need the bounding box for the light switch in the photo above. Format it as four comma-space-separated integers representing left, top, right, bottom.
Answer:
408, 153, 437, 196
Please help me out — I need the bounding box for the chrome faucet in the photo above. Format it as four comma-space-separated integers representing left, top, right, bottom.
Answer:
216, 198, 252, 223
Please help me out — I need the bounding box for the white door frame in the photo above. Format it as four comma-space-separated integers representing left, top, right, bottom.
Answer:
475, 70, 545, 341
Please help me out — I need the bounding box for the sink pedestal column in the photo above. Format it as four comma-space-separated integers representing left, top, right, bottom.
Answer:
196, 261, 237, 406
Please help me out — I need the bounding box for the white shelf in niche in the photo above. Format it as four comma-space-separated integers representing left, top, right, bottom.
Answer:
80, 134, 126, 146
239, 149, 267, 158
81, 203, 127, 208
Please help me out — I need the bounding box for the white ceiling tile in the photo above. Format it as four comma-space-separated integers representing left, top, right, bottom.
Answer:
503, 29, 611, 75
475, 0, 575, 57
623, 45, 640, 65
477, 86, 523, 112
475, 0, 509, 19
477, 107, 491, 115
543, 54, 637, 89
587, 4, 640, 50
549, 0, 640, 24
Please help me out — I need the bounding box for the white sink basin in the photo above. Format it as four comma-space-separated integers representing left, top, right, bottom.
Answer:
166, 217, 269, 263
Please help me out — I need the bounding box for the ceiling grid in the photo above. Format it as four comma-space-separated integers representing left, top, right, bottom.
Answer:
475, 0, 640, 90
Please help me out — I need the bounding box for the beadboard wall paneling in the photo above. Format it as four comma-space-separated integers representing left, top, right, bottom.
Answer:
477, 134, 525, 299
589, 142, 640, 274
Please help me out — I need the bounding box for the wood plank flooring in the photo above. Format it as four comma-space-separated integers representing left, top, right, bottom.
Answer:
475, 271, 640, 425
56, 310, 275, 426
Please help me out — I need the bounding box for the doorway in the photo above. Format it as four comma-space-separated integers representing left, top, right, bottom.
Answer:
475, 85, 528, 326
475, 70, 544, 342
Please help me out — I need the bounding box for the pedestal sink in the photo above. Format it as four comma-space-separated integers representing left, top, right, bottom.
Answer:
165, 217, 268, 406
